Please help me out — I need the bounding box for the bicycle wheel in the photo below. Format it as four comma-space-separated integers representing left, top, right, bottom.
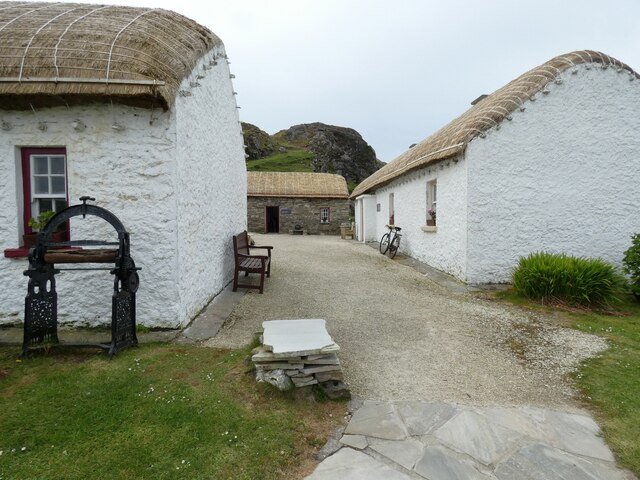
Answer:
388, 234, 401, 259
379, 233, 390, 254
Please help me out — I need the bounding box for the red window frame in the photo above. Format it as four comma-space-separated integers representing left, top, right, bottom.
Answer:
21, 147, 69, 237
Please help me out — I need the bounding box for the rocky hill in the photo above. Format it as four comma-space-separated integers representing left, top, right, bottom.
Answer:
242, 122, 383, 190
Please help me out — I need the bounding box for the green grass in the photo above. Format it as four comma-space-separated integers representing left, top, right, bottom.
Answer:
497, 290, 640, 474
246, 149, 314, 173
0, 343, 343, 480
513, 252, 627, 306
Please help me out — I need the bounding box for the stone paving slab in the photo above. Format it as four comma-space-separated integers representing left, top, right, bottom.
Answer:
344, 401, 408, 440
262, 319, 340, 357
306, 401, 635, 480
306, 447, 412, 480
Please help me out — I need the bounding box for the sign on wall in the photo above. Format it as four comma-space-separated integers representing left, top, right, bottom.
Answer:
280, 208, 292, 214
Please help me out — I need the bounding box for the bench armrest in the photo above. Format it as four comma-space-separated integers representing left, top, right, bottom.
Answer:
251, 245, 273, 251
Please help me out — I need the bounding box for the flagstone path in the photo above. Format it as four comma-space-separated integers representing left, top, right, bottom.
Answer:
307, 401, 633, 479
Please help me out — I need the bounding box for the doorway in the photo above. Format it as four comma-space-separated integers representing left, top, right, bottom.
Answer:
266, 206, 279, 233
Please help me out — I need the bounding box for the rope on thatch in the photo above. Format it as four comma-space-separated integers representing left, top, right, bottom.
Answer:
351, 50, 640, 198
247, 172, 349, 199
0, 1, 222, 109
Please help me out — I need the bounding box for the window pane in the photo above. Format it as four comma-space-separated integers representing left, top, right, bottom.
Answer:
33, 156, 48, 174
54, 199, 67, 212
38, 199, 53, 213
51, 176, 66, 194
34, 176, 49, 194
50, 156, 65, 174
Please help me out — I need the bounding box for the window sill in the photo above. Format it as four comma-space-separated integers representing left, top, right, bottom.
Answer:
4, 247, 29, 258
421, 225, 437, 233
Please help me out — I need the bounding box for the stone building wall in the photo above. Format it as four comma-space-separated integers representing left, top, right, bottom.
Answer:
248, 197, 351, 235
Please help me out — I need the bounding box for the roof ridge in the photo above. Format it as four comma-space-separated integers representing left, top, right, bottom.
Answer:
351, 50, 639, 198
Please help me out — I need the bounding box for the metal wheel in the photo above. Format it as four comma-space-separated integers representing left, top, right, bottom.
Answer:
388, 235, 401, 259
379, 233, 390, 254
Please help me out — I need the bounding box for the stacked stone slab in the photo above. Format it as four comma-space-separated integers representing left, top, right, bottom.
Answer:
253, 319, 349, 398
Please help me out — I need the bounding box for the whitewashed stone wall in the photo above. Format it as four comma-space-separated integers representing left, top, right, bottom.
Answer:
373, 157, 468, 279
0, 47, 245, 328
175, 49, 246, 325
466, 65, 640, 283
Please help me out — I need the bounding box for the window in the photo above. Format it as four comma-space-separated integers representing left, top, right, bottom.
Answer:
320, 207, 330, 224
388, 193, 395, 225
426, 180, 437, 225
376, 203, 381, 212
22, 147, 68, 235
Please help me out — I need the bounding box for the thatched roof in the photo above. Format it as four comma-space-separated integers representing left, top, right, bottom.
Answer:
352, 50, 640, 198
247, 172, 349, 199
0, 1, 220, 110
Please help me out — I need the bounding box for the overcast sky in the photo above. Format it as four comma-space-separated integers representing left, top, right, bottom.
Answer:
35, 0, 640, 162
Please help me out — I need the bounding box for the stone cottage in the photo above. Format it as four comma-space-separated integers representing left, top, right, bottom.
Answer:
353, 50, 640, 284
247, 172, 350, 234
0, 2, 246, 328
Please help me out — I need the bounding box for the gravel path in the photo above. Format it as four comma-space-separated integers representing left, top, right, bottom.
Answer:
207, 234, 605, 410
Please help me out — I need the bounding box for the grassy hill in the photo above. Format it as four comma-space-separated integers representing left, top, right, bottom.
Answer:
245, 149, 314, 173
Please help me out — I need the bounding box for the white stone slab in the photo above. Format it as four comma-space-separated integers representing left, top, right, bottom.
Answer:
262, 319, 340, 357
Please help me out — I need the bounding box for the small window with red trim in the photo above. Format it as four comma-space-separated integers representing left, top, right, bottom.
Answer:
21, 147, 69, 238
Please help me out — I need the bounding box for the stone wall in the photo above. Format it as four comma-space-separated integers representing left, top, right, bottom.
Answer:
248, 197, 351, 235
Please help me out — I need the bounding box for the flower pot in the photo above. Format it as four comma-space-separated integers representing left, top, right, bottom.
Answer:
22, 230, 66, 249
426, 219, 436, 226
22, 233, 38, 249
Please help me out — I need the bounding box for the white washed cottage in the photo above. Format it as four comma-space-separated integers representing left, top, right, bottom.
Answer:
0, 2, 246, 328
353, 51, 640, 284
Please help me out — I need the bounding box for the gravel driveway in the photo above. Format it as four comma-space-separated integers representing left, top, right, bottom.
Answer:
207, 234, 605, 410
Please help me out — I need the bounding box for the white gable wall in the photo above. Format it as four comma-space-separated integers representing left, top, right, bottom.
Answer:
175, 49, 247, 326
0, 48, 246, 329
372, 156, 468, 279
466, 65, 640, 283
0, 103, 180, 327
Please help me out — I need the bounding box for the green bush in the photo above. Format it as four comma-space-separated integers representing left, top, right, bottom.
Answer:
623, 233, 640, 300
512, 252, 627, 306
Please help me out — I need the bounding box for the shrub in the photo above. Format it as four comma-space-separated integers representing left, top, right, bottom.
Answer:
512, 252, 627, 306
623, 233, 640, 300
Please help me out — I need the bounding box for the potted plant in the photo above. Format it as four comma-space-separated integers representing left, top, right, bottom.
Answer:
23, 210, 64, 248
427, 208, 436, 226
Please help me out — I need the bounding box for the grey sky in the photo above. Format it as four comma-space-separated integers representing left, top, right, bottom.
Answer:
30, 0, 640, 161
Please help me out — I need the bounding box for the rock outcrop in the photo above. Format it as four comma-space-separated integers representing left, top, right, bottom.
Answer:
274, 123, 382, 185
241, 122, 277, 160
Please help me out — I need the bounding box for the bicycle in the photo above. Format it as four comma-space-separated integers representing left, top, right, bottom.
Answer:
379, 224, 402, 258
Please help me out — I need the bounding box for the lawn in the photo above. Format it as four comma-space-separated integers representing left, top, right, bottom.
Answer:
0, 343, 344, 480
497, 291, 640, 475
246, 150, 314, 173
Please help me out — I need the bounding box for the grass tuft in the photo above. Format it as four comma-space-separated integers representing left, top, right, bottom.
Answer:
512, 252, 627, 307
246, 150, 314, 173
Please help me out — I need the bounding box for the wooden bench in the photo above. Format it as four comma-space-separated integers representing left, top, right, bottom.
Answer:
232, 231, 273, 294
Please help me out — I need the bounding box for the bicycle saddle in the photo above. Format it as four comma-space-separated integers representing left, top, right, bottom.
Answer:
395, 227, 402, 231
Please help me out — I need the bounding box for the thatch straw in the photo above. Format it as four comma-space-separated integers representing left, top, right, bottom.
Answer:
352, 50, 640, 198
247, 172, 349, 199
0, 1, 220, 110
